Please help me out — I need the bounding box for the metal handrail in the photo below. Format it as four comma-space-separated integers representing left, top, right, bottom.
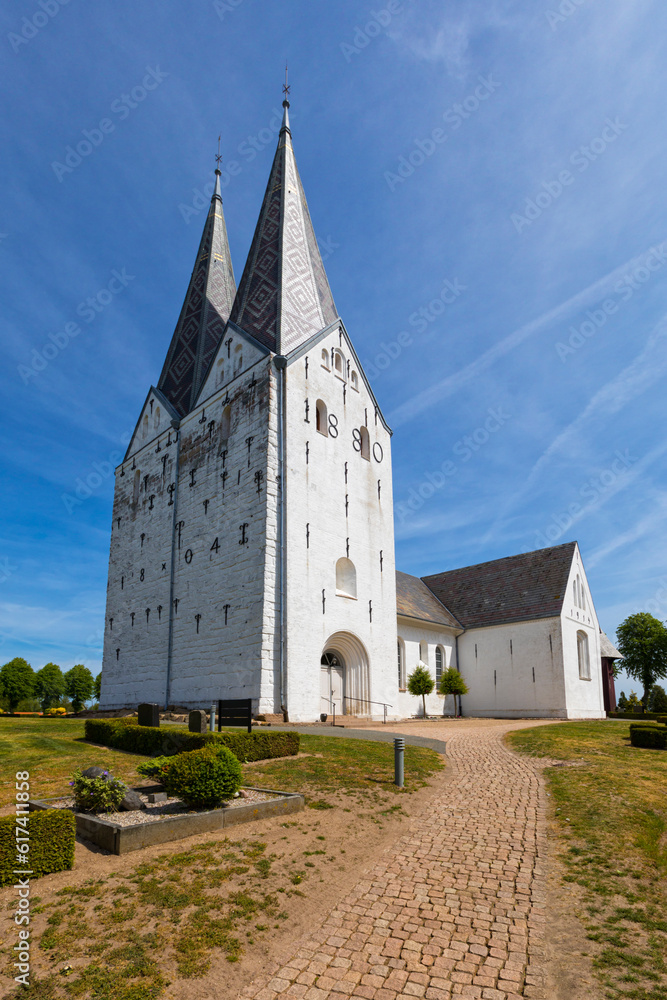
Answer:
342, 697, 393, 725
320, 695, 393, 725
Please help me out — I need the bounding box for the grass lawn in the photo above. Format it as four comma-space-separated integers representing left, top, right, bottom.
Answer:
243, 733, 443, 805
0, 718, 153, 807
0, 719, 444, 998
508, 720, 667, 1000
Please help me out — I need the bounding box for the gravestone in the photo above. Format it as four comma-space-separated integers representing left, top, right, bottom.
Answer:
188, 709, 207, 733
138, 703, 160, 727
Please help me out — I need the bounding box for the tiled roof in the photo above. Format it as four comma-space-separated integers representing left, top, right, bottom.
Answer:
229, 103, 337, 354
600, 631, 622, 659
396, 571, 462, 629
421, 542, 577, 629
158, 171, 236, 416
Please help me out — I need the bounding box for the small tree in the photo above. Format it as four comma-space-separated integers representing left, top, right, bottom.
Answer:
64, 664, 94, 713
616, 613, 667, 712
0, 658, 35, 713
93, 673, 102, 702
626, 692, 642, 713
648, 684, 667, 714
407, 662, 434, 719
438, 666, 469, 717
617, 691, 628, 712
35, 663, 65, 712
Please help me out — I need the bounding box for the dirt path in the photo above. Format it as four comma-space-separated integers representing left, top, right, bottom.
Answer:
239, 718, 563, 1000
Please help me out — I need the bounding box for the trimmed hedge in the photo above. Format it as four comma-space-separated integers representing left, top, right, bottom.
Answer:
629, 724, 667, 750
0, 810, 76, 886
610, 712, 667, 721
84, 718, 299, 762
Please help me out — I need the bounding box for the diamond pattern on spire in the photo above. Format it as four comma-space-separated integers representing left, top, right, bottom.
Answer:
158, 180, 236, 415
230, 111, 337, 354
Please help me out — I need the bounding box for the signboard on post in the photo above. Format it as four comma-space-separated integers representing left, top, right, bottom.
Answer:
217, 698, 252, 734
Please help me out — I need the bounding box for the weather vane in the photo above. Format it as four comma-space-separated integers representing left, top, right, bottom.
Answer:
282, 62, 290, 104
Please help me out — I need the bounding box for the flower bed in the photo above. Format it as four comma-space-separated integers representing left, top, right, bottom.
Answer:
29, 784, 304, 855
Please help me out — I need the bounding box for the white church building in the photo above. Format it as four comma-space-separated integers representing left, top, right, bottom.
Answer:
99, 97, 607, 722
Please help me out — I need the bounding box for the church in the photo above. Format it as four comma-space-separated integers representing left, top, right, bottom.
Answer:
99, 95, 609, 722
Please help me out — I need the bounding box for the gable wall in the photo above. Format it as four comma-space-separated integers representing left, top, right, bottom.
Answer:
560, 546, 605, 718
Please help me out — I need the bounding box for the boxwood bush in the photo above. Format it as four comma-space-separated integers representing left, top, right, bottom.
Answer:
629, 724, 667, 749
164, 747, 243, 808
85, 718, 299, 761
0, 810, 76, 886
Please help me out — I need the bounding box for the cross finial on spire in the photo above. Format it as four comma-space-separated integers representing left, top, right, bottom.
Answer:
282, 62, 290, 108
215, 134, 222, 175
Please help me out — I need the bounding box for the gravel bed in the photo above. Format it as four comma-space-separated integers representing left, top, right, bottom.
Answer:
45, 787, 277, 826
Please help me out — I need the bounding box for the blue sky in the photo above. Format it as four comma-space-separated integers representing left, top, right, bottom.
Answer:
1, 0, 665, 695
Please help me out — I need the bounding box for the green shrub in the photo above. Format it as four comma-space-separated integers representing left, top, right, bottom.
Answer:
164, 747, 243, 808
629, 725, 667, 750
85, 718, 299, 761
136, 756, 173, 782
0, 810, 75, 886
70, 770, 127, 814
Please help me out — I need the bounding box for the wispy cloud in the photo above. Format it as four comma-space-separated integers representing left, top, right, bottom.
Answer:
389, 241, 667, 428
587, 491, 667, 569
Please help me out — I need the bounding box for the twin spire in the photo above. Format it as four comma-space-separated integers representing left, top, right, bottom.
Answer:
158, 91, 337, 416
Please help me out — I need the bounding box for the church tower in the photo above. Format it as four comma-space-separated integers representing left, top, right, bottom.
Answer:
100, 96, 398, 722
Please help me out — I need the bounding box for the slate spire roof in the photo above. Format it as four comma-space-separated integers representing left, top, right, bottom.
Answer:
157, 170, 236, 416
229, 99, 338, 355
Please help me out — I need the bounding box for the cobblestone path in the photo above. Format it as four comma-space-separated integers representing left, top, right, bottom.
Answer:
240, 719, 555, 1000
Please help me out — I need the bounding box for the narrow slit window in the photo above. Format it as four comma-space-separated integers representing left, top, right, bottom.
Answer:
316, 399, 328, 436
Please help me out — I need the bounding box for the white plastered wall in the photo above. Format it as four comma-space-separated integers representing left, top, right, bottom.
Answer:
282, 325, 398, 722
395, 618, 458, 718
456, 618, 566, 718
560, 544, 605, 718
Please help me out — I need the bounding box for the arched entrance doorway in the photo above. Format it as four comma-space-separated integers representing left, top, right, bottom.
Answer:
320, 632, 371, 716
320, 651, 344, 716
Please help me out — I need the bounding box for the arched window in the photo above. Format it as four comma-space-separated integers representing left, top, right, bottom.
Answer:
234, 344, 243, 374
334, 350, 344, 375
435, 646, 444, 683
316, 399, 328, 436
419, 640, 428, 664
153, 406, 160, 430
133, 469, 141, 503
351, 371, 359, 391
142, 415, 149, 439
321, 348, 330, 370
335, 557, 357, 599
359, 426, 370, 460
221, 404, 231, 440
217, 360, 225, 386
397, 638, 406, 689
577, 630, 590, 679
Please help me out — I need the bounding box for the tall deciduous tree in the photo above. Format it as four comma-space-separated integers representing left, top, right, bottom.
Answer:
35, 663, 65, 712
438, 666, 469, 717
64, 664, 94, 713
407, 662, 434, 719
0, 658, 35, 712
616, 613, 667, 712
93, 673, 102, 701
